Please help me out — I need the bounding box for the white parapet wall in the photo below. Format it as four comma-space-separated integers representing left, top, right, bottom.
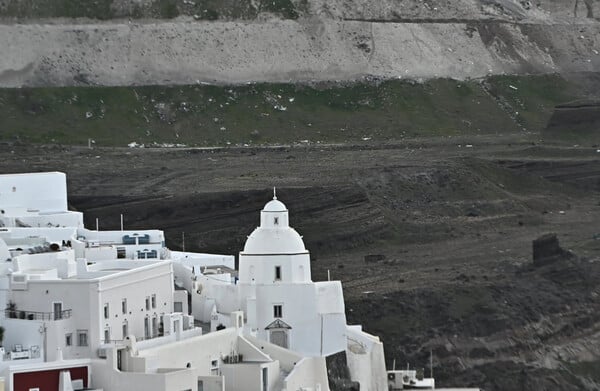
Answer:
346, 325, 388, 391
283, 356, 330, 391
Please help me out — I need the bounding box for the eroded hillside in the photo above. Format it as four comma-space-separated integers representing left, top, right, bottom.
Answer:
2, 141, 600, 390
0, 0, 598, 87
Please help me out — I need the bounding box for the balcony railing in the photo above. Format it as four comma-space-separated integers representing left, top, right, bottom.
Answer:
5, 309, 72, 321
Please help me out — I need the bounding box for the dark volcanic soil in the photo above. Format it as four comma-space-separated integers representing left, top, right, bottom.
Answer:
2, 138, 600, 390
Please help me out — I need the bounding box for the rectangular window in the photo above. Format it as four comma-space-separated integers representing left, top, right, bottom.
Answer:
77, 330, 88, 346
122, 299, 127, 314
103, 303, 109, 319
145, 297, 150, 310
104, 328, 110, 343
151, 294, 156, 309
275, 266, 281, 281
144, 317, 150, 339
210, 359, 219, 375
65, 333, 72, 346
174, 301, 183, 313
122, 322, 128, 339
273, 304, 282, 318
53, 302, 63, 320
152, 316, 158, 337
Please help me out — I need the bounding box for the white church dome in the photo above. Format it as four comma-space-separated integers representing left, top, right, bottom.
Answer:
242, 194, 307, 254
263, 199, 287, 212
243, 227, 306, 254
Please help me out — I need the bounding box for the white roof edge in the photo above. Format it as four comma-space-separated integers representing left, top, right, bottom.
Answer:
0, 171, 66, 177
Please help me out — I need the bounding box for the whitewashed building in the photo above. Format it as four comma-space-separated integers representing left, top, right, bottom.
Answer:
0, 172, 479, 391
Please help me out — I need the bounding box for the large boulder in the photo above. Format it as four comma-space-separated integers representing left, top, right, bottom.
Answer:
532, 233, 571, 267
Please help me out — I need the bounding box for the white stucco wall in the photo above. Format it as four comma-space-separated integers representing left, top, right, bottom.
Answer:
135, 328, 239, 374
8, 277, 95, 359
248, 283, 346, 357
0, 227, 78, 247
171, 252, 235, 270
0, 172, 68, 214
197, 376, 224, 391
244, 335, 330, 391
346, 326, 388, 391
244, 334, 302, 371
9, 261, 174, 360
96, 262, 174, 343
221, 361, 279, 391
283, 357, 330, 391
1, 212, 83, 229
0, 318, 44, 357
238, 253, 311, 284
92, 360, 197, 391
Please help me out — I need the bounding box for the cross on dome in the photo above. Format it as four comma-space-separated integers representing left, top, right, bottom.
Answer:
273, 187, 277, 200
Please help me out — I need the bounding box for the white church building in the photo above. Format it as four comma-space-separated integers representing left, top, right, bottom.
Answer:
0, 172, 478, 391
191, 195, 347, 357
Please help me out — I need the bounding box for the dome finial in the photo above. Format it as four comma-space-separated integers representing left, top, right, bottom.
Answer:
273, 187, 277, 200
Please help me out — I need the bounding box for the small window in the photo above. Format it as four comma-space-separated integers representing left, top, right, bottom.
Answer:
77, 330, 88, 346
151, 294, 156, 309
274, 217, 279, 225
174, 301, 183, 313
275, 266, 281, 281
144, 317, 150, 339
103, 303, 109, 319
104, 328, 110, 343
122, 322, 128, 339
273, 305, 283, 318
122, 299, 127, 314
145, 297, 150, 310
211, 359, 219, 375
65, 333, 72, 346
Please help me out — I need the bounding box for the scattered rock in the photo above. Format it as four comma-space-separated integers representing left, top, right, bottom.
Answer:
364, 254, 386, 263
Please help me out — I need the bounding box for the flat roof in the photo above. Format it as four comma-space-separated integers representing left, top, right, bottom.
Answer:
0, 171, 64, 178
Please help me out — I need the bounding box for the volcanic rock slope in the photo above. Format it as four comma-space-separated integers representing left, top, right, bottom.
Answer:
3, 142, 600, 390
0, 0, 599, 86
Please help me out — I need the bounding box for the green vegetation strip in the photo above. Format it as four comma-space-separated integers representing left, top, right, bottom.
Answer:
0, 75, 581, 147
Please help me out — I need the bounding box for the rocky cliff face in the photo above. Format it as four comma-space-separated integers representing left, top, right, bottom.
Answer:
0, 0, 598, 87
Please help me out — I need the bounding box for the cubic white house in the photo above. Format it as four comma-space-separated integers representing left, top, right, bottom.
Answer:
0, 172, 479, 391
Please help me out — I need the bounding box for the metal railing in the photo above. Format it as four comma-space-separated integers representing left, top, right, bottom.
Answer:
5, 309, 72, 320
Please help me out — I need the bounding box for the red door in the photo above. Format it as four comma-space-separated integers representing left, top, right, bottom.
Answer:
13, 366, 88, 391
